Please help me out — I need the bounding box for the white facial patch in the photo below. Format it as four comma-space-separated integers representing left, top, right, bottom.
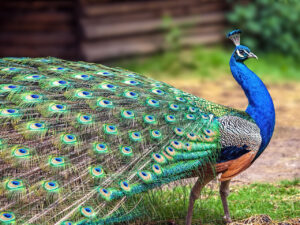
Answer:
236, 50, 244, 58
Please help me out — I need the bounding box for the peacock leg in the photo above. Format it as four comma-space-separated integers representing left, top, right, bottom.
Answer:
220, 179, 232, 223
186, 175, 213, 225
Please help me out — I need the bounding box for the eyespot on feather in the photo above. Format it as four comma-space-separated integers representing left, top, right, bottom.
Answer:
0, 84, 22, 93
123, 79, 140, 86
143, 115, 157, 125
49, 66, 69, 72
97, 82, 117, 92
123, 90, 139, 99
184, 142, 192, 151
121, 110, 135, 119
60, 221, 75, 225
165, 114, 176, 123
12, 146, 31, 159
0, 212, 16, 223
72, 73, 94, 80
188, 106, 198, 113
146, 98, 160, 107
5, 179, 25, 191
80, 206, 95, 218
119, 145, 133, 157
77, 114, 93, 125
185, 113, 196, 120
96, 70, 115, 76
169, 103, 180, 111
150, 130, 162, 139
187, 132, 198, 141
164, 146, 176, 156
96, 98, 114, 109
173, 127, 184, 136
74, 89, 93, 99
0, 108, 22, 118
60, 134, 78, 145
175, 96, 186, 102
103, 124, 118, 135
48, 103, 68, 114
89, 166, 105, 178
137, 171, 153, 183
129, 131, 142, 142
151, 88, 165, 95
93, 142, 109, 154
49, 156, 65, 167
98, 187, 112, 201
170, 140, 183, 150
151, 153, 167, 164
152, 164, 163, 175
203, 129, 216, 137
119, 180, 131, 192
42, 181, 60, 192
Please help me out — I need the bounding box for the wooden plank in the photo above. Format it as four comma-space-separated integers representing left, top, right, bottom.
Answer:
0, 23, 73, 32
81, 12, 225, 39
183, 24, 226, 36
1, 1, 73, 10
0, 33, 76, 46
0, 12, 73, 24
80, 1, 225, 24
181, 32, 223, 46
0, 0, 76, 59
81, 33, 163, 61
81, 30, 224, 61
82, 0, 219, 17
0, 46, 78, 59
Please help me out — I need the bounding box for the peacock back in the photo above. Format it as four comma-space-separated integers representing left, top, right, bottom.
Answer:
0, 57, 250, 224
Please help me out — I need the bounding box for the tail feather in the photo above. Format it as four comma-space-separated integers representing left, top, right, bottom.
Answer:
0, 57, 222, 224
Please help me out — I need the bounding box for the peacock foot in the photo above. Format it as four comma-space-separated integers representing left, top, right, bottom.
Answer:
223, 215, 232, 224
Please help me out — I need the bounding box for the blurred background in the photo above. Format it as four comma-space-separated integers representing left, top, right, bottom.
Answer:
0, 0, 299, 183
0, 0, 299, 80
0, 0, 299, 222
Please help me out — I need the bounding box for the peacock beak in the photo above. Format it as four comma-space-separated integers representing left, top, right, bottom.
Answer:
247, 52, 258, 60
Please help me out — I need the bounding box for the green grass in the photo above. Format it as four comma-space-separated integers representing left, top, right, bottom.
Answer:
140, 179, 299, 224
116, 46, 300, 83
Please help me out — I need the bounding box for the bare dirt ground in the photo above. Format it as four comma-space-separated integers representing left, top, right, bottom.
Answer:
165, 77, 300, 184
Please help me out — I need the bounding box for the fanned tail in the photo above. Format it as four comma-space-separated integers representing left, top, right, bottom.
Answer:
0, 57, 221, 224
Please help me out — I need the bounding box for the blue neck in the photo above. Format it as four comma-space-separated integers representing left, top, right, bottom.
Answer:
229, 55, 275, 160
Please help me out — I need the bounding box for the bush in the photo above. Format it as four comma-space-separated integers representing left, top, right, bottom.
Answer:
227, 0, 300, 59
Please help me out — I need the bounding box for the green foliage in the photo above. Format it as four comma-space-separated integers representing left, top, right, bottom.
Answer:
227, 0, 300, 58
142, 179, 300, 224
161, 15, 182, 51
116, 46, 300, 82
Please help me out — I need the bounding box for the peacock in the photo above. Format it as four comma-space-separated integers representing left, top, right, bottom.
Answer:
0, 30, 275, 225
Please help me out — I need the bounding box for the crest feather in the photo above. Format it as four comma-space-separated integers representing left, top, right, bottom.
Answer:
227, 29, 242, 46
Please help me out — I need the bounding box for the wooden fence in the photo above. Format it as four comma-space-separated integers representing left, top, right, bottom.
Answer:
0, 0, 229, 61
0, 0, 78, 59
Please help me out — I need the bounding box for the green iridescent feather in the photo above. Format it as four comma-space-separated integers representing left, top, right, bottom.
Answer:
0, 57, 247, 225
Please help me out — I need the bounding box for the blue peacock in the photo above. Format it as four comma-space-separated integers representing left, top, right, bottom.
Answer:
0, 30, 275, 225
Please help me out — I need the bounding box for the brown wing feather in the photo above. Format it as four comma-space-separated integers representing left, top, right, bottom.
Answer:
216, 151, 256, 181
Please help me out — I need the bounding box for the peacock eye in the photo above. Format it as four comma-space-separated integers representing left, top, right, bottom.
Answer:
236, 49, 245, 58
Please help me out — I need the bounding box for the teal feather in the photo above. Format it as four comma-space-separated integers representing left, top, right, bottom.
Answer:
0, 56, 254, 224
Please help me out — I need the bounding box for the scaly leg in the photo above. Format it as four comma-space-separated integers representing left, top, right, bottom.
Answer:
220, 179, 232, 223
186, 174, 213, 225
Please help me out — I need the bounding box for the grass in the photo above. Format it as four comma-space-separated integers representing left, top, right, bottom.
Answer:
138, 179, 300, 224
116, 46, 300, 83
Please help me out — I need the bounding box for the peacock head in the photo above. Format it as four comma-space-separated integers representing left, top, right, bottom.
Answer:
227, 29, 258, 62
